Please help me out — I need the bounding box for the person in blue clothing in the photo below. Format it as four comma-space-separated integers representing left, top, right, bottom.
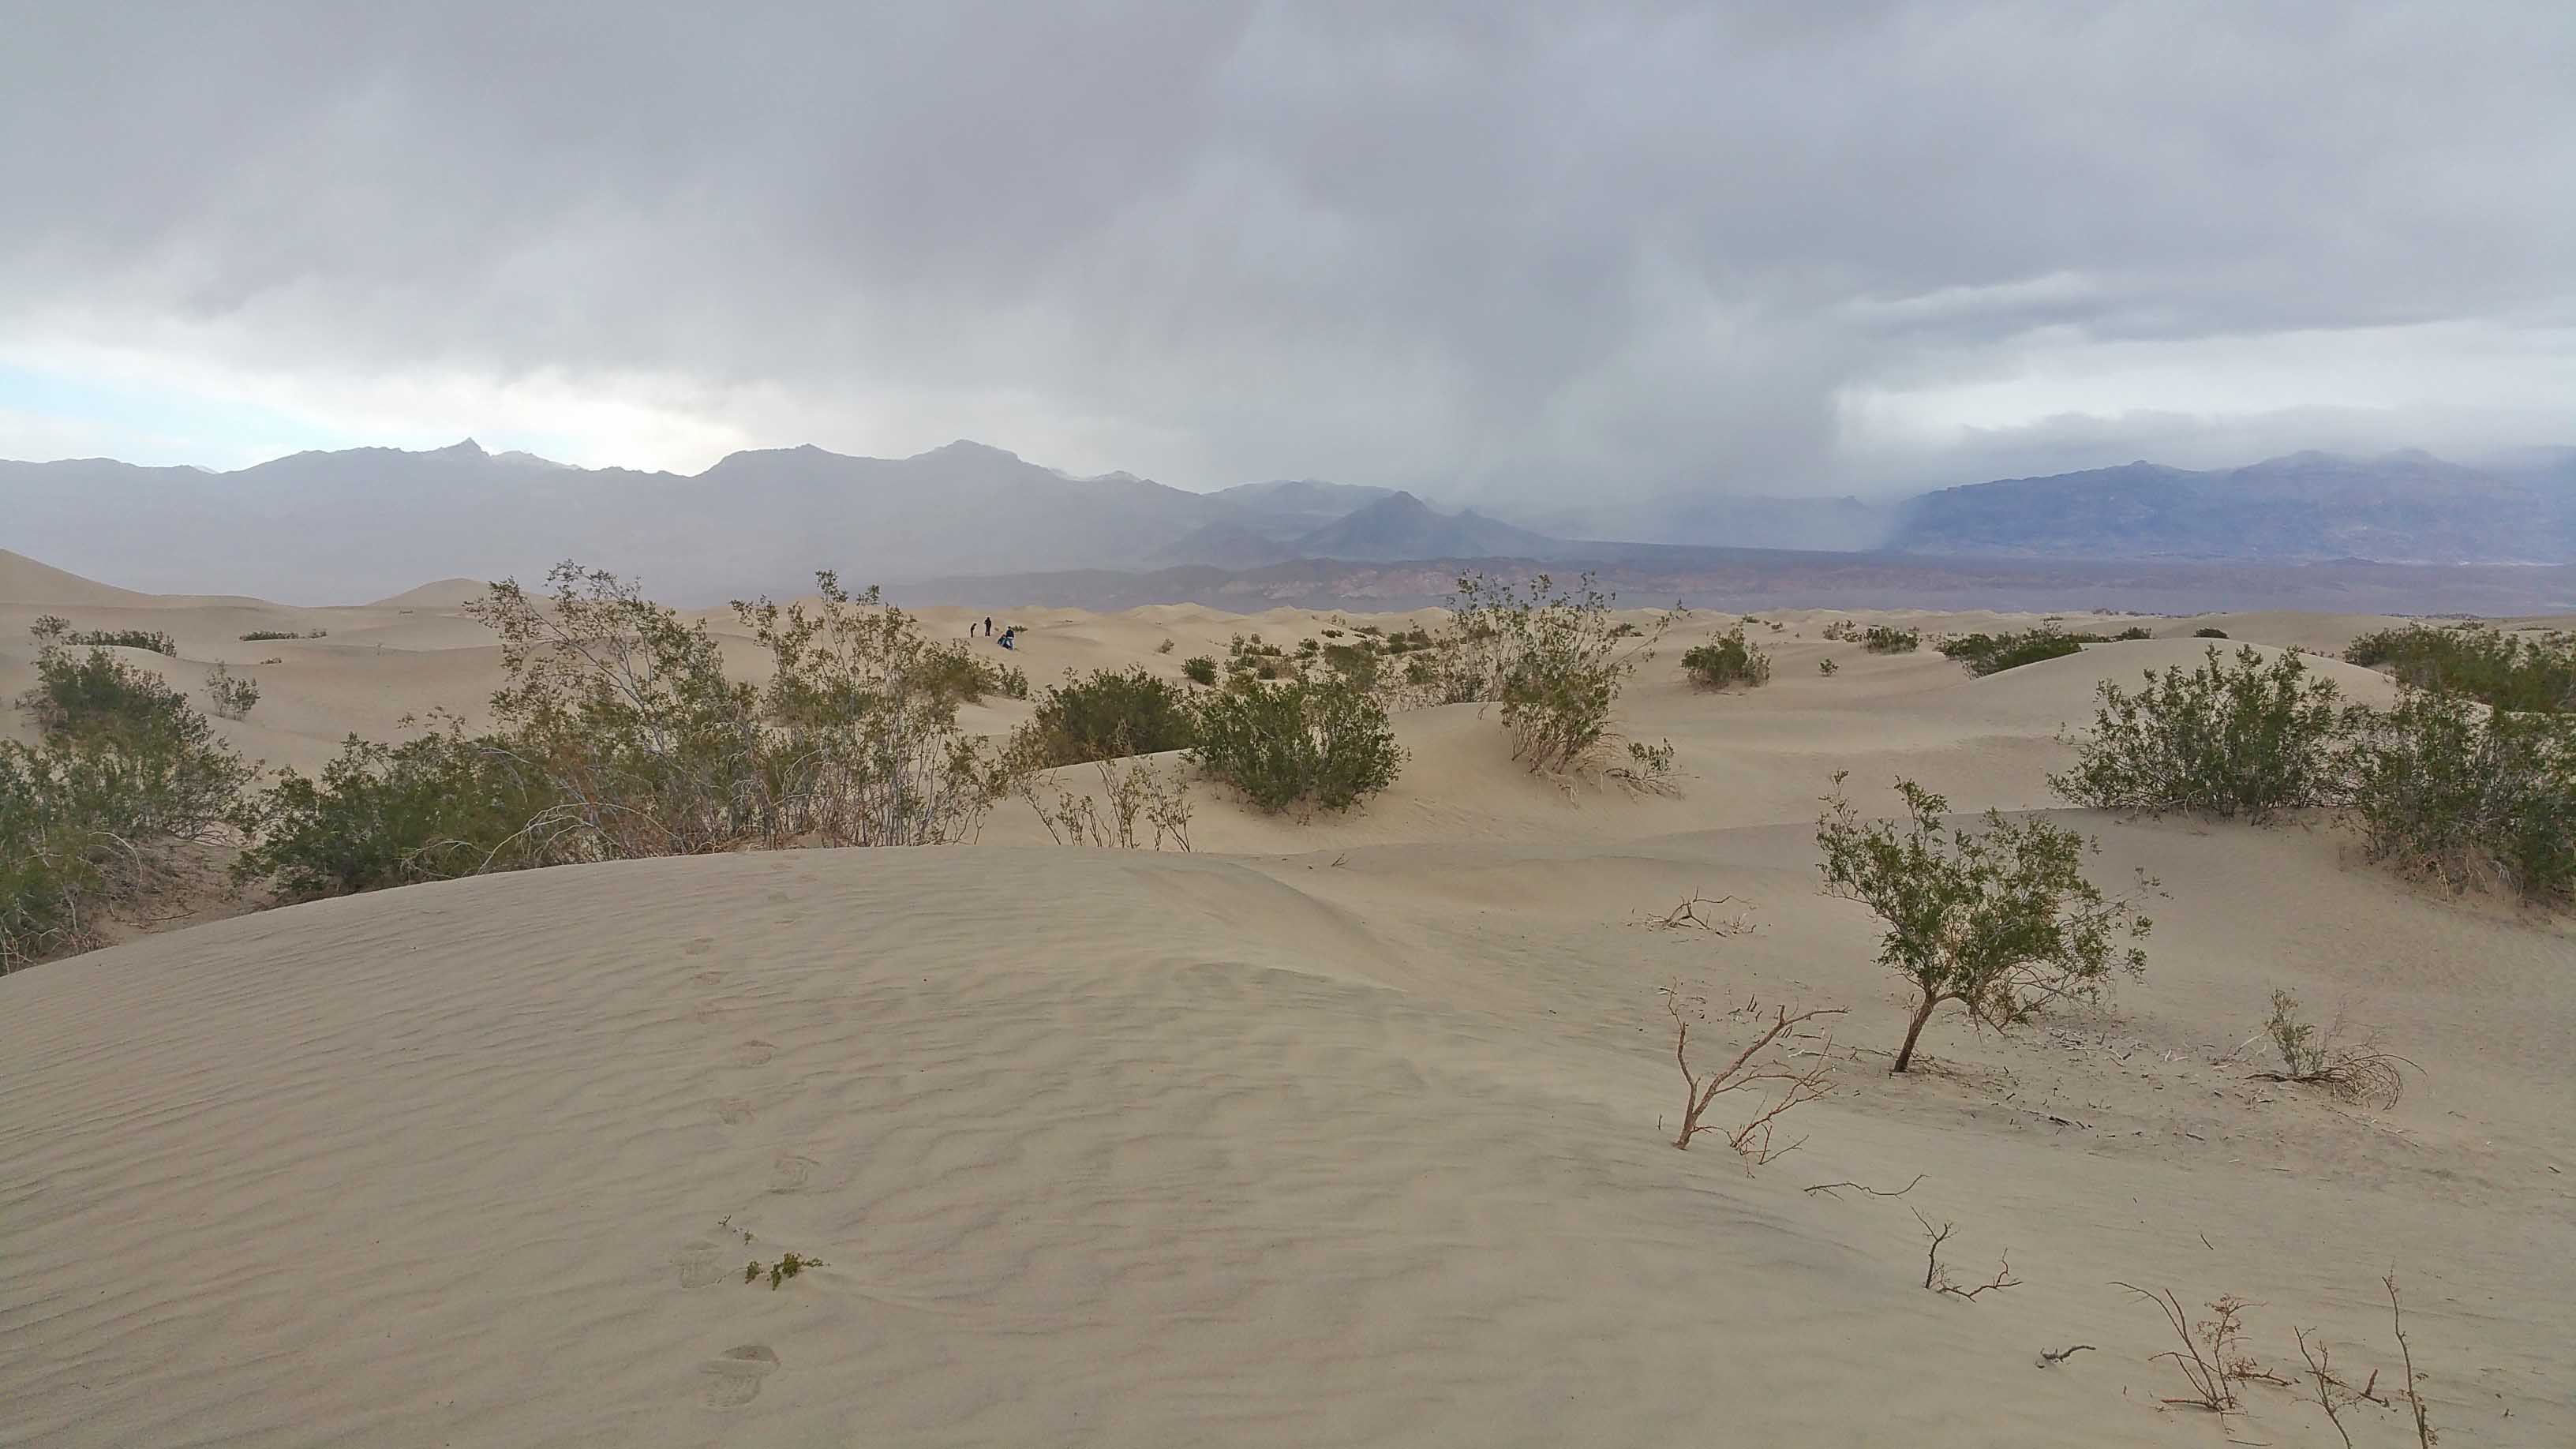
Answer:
998, 627, 1016, 650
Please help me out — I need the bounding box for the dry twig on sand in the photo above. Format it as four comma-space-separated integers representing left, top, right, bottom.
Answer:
1638, 892, 1753, 934
1914, 1209, 2020, 1300
1802, 1174, 1925, 1200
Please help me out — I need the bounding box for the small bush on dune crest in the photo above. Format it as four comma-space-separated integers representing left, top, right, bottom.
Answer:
1024, 666, 1198, 766
1863, 625, 1920, 653
1181, 654, 1218, 687
419, 564, 1005, 863
63, 627, 178, 657
1682, 628, 1773, 690
1816, 774, 2154, 1073
1436, 572, 1672, 773
2194, 627, 2230, 639
2345, 621, 2576, 713
2051, 646, 2346, 822
204, 663, 261, 721
1938, 628, 2085, 676
1189, 679, 1401, 814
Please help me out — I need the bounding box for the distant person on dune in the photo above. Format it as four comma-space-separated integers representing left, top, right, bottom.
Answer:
983, 616, 994, 638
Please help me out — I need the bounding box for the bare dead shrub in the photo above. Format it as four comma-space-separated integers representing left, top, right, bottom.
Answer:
1658, 983, 1844, 1163
2386, 1275, 2438, 1448
1017, 744, 1194, 851
1914, 1210, 2020, 1300
2294, 1325, 2394, 1448
2115, 1284, 2285, 1413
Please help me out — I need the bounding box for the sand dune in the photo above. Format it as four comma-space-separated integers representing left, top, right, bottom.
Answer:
2, 567, 2569, 1447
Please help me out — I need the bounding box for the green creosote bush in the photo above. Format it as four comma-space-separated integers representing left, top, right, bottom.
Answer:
1681, 628, 1773, 689
1189, 679, 1402, 814
238, 629, 328, 642
408, 563, 1004, 865
204, 662, 261, 721
1818, 658, 1839, 676
2109, 626, 2155, 642
1023, 667, 1199, 767
2193, 627, 2230, 639
5, 631, 254, 969
62, 627, 179, 656
2050, 646, 2346, 822
2339, 687, 2575, 906
1938, 628, 2087, 676
2344, 622, 2576, 713
1436, 571, 1672, 773
1181, 655, 1219, 687
1156, 638, 1176, 654
1863, 626, 1920, 653
1816, 773, 2155, 1073
235, 718, 545, 900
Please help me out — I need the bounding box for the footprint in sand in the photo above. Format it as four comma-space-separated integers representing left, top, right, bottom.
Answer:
735, 1039, 777, 1065
675, 1239, 728, 1288
698, 1344, 779, 1408
683, 937, 717, 957
769, 1153, 817, 1193
693, 970, 728, 986
716, 1096, 756, 1125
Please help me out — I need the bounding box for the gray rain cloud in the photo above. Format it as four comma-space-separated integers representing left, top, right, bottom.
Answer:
2, 0, 2572, 515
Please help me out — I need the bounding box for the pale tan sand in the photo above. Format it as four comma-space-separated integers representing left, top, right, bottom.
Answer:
2, 559, 2570, 1447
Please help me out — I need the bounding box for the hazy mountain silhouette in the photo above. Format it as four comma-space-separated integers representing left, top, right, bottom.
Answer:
5, 438, 2573, 604
1279, 492, 1562, 562
1890, 449, 2576, 562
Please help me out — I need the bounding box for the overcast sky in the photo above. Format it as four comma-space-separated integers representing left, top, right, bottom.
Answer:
2, 1, 2570, 507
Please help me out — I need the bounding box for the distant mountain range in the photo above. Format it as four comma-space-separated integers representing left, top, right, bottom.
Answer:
2, 437, 2571, 603
1889, 448, 2576, 564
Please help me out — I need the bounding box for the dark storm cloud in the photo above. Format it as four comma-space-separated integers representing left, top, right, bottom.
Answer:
2, 1, 2570, 504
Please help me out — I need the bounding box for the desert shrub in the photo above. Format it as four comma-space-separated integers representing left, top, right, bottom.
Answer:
1320, 641, 1382, 692
1682, 628, 1773, 690
1821, 620, 1860, 642
2, 651, 254, 968
1156, 638, 1175, 654
1816, 774, 2153, 1072
1017, 751, 1195, 851
903, 644, 1024, 706
2254, 989, 2412, 1108
1863, 626, 1920, 654
19, 643, 203, 744
2344, 622, 2576, 713
66, 627, 178, 656
204, 663, 261, 721
237, 722, 543, 899
1181, 654, 1218, 687
2051, 646, 2346, 821
238, 628, 328, 642
1189, 680, 1402, 814
2109, 626, 2154, 642
1818, 658, 1839, 676
1938, 628, 2085, 676
1025, 667, 1199, 766
2338, 688, 2575, 906
1440, 572, 1670, 771
2194, 627, 2230, 639
449, 564, 998, 862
